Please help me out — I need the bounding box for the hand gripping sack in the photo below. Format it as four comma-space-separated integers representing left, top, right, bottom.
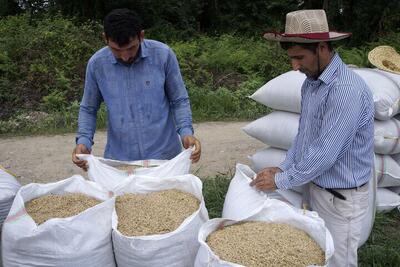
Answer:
79, 148, 193, 191
222, 164, 303, 217
195, 200, 334, 267
111, 174, 209, 267
248, 147, 377, 248
1, 175, 116, 267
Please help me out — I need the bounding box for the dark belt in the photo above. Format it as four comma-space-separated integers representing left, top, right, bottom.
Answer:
313, 182, 368, 201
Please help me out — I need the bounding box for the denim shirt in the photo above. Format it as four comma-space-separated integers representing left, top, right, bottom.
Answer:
76, 39, 193, 161
275, 53, 374, 189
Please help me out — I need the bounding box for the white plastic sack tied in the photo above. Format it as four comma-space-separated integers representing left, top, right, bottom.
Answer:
195, 200, 334, 267
222, 164, 303, 216
376, 188, 400, 212
248, 147, 377, 248
1, 175, 116, 267
244, 111, 400, 154
79, 148, 193, 191
249, 69, 400, 120
112, 174, 209, 267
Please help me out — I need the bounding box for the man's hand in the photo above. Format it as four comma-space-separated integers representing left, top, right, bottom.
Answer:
72, 144, 91, 171
182, 135, 201, 163
249, 167, 282, 191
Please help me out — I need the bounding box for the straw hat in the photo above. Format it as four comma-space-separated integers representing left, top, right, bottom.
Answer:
368, 46, 400, 75
263, 9, 351, 43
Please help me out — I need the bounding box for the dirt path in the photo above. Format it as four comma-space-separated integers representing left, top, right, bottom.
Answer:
0, 122, 265, 185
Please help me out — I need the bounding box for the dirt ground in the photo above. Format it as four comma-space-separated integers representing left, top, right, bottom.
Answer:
0, 121, 265, 185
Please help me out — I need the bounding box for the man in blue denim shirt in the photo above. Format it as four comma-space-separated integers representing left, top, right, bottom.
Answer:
72, 9, 201, 170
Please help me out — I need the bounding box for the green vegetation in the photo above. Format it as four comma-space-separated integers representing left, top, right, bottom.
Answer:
1, 14, 399, 135
202, 174, 400, 266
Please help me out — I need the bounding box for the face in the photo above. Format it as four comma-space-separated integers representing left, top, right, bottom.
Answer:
287, 45, 319, 79
106, 31, 144, 64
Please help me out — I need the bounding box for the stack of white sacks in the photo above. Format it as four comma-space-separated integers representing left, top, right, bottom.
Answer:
243, 68, 400, 246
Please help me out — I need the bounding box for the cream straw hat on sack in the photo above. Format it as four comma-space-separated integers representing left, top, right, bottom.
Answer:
368, 46, 400, 75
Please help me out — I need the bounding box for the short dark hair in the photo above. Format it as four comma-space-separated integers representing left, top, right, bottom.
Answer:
280, 42, 334, 53
103, 8, 143, 46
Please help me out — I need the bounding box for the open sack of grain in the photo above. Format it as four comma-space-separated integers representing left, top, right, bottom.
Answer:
78, 148, 193, 191
195, 199, 334, 267
248, 147, 377, 248
111, 174, 209, 267
1, 175, 115, 267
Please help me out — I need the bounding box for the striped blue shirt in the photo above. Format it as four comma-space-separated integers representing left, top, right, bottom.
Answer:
275, 53, 374, 189
76, 39, 193, 161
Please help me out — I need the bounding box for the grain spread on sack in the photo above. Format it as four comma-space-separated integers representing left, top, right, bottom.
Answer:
114, 164, 138, 172
206, 221, 325, 267
116, 189, 199, 236
25, 193, 101, 225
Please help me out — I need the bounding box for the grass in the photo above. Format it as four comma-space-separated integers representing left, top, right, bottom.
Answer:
202, 174, 400, 266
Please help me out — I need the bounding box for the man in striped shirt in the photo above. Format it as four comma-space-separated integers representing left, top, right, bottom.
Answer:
250, 10, 374, 266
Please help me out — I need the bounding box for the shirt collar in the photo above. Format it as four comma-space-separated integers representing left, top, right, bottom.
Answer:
318, 52, 342, 85
107, 39, 149, 64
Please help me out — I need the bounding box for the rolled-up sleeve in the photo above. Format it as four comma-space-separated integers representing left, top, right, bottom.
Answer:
164, 48, 194, 138
76, 59, 102, 150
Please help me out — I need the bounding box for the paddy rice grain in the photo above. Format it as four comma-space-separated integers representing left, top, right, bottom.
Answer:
25, 193, 101, 225
206, 221, 324, 267
116, 189, 199, 236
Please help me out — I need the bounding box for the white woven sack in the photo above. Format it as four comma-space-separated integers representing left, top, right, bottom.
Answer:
351, 68, 400, 120
375, 154, 400, 187
388, 186, 400, 194
242, 111, 298, 150
376, 188, 400, 212
1, 175, 115, 267
250, 69, 400, 120
248, 147, 377, 248
112, 174, 209, 267
244, 111, 400, 154
222, 164, 303, 218
0, 168, 20, 226
249, 70, 303, 113
196, 200, 334, 267
78, 148, 192, 191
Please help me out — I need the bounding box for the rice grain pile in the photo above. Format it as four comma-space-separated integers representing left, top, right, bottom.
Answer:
115, 164, 138, 172
206, 221, 324, 267
25, 193, 101, 225
116, 189, 199, 236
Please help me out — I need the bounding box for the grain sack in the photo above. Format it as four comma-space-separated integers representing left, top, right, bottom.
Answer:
112, 174, 209, 267
1, 175, 116, 267
249, 70, 303, 113
78, 148, 193, 191
248, 147, 377, 248
248, 147, 305, 194
376, 188, 400, 212
375, 154, 400, 187
249, 69, 400, 120
0, 167, 20, 226
222, 164, 303, 219
195, 200, 334, 267
244, 111, 400, 154
206, 221, 325, 267
388, 186, 400, 194
0, 167, 21, 267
